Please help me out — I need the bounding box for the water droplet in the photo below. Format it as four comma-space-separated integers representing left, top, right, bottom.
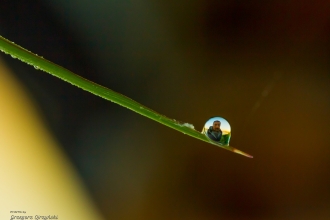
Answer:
182, 123, 194, 129
201, 116, 231, 146
10, 55, 16, 59
34, 66, 39, 70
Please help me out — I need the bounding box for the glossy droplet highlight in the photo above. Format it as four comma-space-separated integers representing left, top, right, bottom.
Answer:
202, 116, 231, 146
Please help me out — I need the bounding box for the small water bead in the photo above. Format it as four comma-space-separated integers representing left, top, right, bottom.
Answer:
201, 116, 231, 146
182, 123, 195, 129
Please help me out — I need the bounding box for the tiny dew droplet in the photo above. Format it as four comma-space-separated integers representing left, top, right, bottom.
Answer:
201, 116, 231, 146
34, 66, 39, 70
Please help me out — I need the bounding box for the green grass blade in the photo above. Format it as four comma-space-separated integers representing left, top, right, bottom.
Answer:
0, 35, 252, 158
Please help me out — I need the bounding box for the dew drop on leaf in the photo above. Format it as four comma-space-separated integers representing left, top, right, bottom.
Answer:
202, 116, 231, 146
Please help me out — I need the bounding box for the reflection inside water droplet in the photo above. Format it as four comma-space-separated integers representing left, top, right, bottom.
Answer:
201, 116, 231, 146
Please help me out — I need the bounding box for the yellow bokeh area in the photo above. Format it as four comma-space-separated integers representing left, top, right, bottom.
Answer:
0, 58, 103, 219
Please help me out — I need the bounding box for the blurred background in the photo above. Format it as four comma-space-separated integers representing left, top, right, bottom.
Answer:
1, 0, 330, 219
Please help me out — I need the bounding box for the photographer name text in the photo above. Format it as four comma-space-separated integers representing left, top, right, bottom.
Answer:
10, 212, 58, 220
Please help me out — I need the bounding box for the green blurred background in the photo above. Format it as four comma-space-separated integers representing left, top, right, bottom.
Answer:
1, 0, 330, 219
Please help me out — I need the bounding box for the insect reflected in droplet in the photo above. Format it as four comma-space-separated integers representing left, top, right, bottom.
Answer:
201, 116, 231, 146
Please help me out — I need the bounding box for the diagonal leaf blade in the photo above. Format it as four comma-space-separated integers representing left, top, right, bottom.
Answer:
0, 35, 252, 158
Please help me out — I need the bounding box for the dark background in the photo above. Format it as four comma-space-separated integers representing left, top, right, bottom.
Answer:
1, 0, 330, 219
